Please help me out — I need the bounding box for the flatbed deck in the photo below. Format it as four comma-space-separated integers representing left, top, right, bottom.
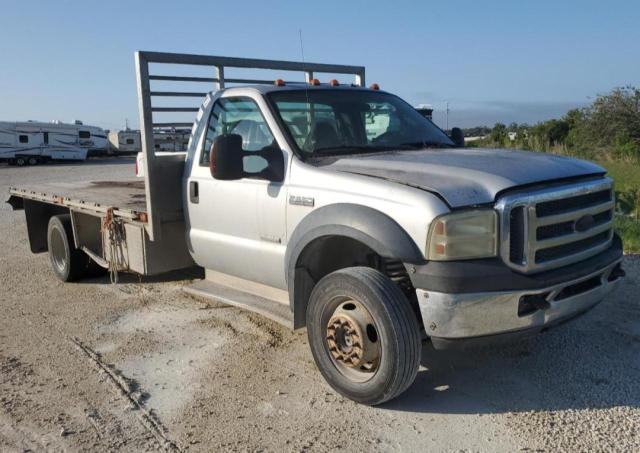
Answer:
9, 180, 147, 221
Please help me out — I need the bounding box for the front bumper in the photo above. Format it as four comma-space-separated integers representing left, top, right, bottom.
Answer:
417, 258, 624, 350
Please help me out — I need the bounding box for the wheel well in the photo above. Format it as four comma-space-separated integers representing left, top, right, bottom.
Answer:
293, 235, 419, 328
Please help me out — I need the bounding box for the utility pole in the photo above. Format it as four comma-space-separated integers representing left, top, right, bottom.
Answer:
446, 102, 450, 131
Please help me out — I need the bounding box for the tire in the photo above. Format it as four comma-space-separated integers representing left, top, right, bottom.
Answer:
47, 214, 94, 282
306, 267, 421, 405
27, 156, 39, 165
15, 156, 26, 166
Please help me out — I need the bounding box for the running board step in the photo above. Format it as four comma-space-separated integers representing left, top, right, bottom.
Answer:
184, 279, 294, 329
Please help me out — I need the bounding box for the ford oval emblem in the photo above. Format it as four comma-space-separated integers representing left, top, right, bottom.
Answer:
574, 214, 595, 232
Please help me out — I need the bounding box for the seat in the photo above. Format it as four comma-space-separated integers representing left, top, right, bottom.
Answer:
309, 121, 342, 150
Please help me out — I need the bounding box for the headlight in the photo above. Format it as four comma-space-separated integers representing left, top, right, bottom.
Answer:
427, 209, 498, 260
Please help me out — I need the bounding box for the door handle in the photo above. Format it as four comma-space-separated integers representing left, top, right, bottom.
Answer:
189, 181, 199, 203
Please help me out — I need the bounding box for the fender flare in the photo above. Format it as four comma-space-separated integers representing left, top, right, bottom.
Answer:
285, 203, 424, 327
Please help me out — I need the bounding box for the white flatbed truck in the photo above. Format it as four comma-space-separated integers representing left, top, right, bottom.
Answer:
7, 51, 624, 405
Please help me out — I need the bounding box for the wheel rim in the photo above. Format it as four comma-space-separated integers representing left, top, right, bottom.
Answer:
50, 228, 67, 273
323, 297, 381, 383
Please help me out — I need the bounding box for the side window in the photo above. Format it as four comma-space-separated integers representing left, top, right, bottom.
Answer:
19, 135, 28, 143
200, 97, 276, 166
79, 130, 91, 139
363, 102, 398, 142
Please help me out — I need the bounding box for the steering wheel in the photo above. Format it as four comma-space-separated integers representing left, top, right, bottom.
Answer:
372, 130, 404, 144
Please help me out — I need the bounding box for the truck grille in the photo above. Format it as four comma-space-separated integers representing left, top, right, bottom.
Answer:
497, 178, 614, 273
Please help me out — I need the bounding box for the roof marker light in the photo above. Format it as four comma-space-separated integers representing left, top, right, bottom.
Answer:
370, 83, 380, 90
309, 78, 320, 86
274, 79, 286, 86
329, 79, 340, 86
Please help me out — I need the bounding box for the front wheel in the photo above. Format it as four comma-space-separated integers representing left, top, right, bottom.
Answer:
306, 267, 421, 405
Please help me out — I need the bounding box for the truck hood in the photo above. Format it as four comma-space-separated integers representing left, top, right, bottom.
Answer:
322, 148, 605, 207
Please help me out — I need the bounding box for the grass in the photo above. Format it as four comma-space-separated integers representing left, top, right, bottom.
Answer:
594, 160, 640, 190
615, 216, 640, 254
593, 160, 640, 253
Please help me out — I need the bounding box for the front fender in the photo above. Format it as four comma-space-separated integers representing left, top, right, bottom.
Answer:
285, 203, 424, 327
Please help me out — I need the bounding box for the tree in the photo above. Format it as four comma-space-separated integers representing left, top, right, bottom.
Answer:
490, 123, 507, 146
588, 87, 640, 141
547, 119, 570, 146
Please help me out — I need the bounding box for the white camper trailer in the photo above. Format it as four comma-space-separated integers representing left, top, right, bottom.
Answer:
108, 129, 189, 155
152, 129, 190, 152
0, 120, 108, 165
108, 129, 141, 154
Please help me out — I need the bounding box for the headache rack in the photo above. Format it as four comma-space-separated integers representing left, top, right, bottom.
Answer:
134, 51, 366, 240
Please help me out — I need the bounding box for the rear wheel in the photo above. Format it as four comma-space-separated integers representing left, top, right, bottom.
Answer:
15, 156, 27, 166
27, 156, 39, 165
47, 214, 95, 282
306, 267, 421, 405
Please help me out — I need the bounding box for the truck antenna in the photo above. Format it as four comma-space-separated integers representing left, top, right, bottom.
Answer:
298, 29, 306, 65
298, 29, 312, 131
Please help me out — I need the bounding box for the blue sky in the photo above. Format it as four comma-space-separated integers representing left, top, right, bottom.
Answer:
0, 0, 638, 129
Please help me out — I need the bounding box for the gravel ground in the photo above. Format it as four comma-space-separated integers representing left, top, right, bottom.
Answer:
0, 158, 638, 452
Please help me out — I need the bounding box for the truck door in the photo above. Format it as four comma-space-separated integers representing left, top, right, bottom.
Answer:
187, 95, 288, 289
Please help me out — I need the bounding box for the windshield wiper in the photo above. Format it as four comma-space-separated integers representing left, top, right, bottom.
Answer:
398, 141, 455, 149
312, 145, 397, 156
309, 141, 453, 158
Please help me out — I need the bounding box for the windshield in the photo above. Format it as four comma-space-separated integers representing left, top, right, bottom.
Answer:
268, 89, 453, 157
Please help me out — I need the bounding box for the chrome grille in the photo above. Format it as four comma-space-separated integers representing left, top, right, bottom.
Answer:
496, 178, 614, 273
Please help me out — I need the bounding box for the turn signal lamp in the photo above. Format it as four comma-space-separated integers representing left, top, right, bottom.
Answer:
274, 79, 286, 86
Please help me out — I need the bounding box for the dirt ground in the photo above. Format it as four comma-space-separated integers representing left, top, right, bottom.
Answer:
1, 158, 638, 452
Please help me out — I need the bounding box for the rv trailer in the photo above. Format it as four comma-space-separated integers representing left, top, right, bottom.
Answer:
109, 129, 189, 155
0, 120, 108, 165
108, 129, 141, 154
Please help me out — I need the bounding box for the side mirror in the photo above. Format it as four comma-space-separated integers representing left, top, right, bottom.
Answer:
210, 134, 285, 182
254, 146, 285, 182
210, 134, 244, 180
450, 127, 465, 147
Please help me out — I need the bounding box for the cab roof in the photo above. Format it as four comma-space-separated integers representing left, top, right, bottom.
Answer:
216, 83, 380, 96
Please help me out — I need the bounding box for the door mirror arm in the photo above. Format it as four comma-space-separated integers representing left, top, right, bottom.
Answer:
450, 127, 465, 147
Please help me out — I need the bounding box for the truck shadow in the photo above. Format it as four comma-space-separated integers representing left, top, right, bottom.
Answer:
384, 284, 640, 414
81, 266, 204, 284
